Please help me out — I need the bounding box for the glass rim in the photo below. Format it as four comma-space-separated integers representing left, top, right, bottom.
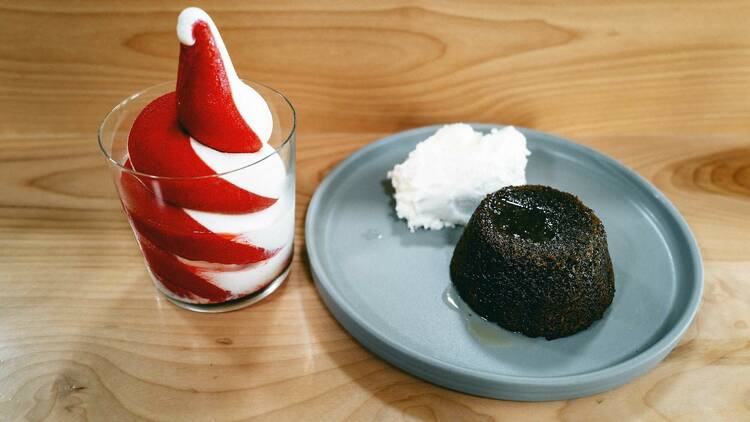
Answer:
97, 80, 296, 180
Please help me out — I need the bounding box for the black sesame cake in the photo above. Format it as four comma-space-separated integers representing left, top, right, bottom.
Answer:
449, 185, 614, 340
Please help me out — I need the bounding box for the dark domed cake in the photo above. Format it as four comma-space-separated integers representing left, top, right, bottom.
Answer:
450, 185, 614, 340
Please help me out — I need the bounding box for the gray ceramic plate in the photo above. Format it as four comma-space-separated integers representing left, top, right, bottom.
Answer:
305, 124, 702, 401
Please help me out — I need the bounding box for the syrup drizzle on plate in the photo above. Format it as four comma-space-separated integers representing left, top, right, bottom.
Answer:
443, 285, 511, 347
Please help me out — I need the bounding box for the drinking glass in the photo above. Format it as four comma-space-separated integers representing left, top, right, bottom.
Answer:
98, 81, 295, 312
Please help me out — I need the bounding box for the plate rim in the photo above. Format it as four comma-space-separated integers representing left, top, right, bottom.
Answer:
305, 123, 704, 400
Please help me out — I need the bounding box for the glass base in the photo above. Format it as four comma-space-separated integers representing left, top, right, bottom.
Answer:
151, 263, 292, 313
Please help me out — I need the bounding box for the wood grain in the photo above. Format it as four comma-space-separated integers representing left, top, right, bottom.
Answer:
1, 0, 749, 420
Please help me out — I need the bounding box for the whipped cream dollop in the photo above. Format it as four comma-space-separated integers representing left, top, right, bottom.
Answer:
120, 8, 292, 304
387, 124, 530, 231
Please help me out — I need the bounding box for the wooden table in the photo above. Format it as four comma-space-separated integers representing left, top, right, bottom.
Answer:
1, 1, 748, 420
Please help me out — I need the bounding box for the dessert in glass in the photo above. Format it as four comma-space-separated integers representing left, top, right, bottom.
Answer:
98, 8, 295, 311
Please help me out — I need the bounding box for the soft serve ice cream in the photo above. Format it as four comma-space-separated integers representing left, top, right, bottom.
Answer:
120, 8, 293, 304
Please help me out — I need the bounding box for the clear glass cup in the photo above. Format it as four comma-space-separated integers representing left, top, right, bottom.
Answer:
98, 81, 295, 312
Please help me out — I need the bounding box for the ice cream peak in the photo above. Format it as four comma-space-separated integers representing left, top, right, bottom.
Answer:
176, 7, 272, 153
127, 8, 283, 214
